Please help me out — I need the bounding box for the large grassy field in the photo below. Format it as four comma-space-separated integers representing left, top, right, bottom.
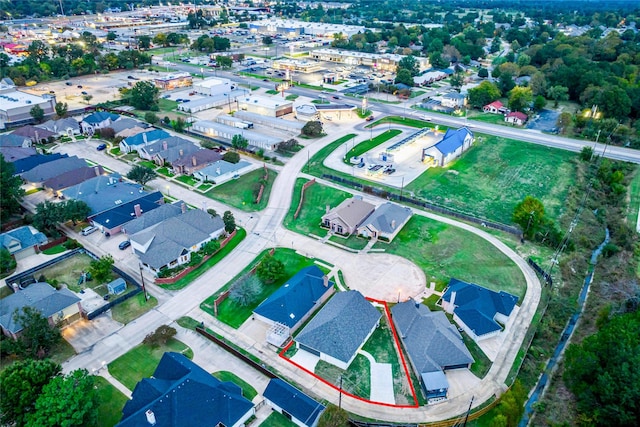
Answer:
200, 248, 321, 328
94, 376, 128, 427
204, 168, 277, 212
405, 134, 577, 224
376, 215, 526, 298
283, 178, 352, 236
108, 338, 193, 391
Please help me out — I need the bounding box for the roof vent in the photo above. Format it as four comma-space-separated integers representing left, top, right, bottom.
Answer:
145, 409, 156, 425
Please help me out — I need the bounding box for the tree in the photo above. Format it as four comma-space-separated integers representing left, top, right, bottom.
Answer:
394, 68, 413, 87
29, 105, 44, 123
429, 51, 449, 69
127, 165, 158, 186
106, 31, 117, 42
145, 111, 159, 125
512, 196, 545, 240
223, 151, 240, 164
171, 117, 186, 133
152, 33, 168, 47
508, 86, 532, 112
497, 72, 515, 95
478, 67, 489, 78
12, 307, 62, 359
468, 80, 501, 109
54, 101, 68, 119
318, 404, 350, 427
564, 311, 640, 426
533, 95, 547, 111
215, 55, 232, 69
230, 275, 263, 307
0, 247, 16, 275
26, 369, 97, 427
529, 72, 547, 96
0, 359, 62, 427
450, 72, 464, 91
547, 85, 569, 107
0, 154, 25, 222
82, 94, 93, 105
302, 121, 323, 137
89, 255, 114, 284
231, 134, 248, 150
138, 35, 152, 50
33, 200, 63, 234
129, 80, 159, 110
397, 55, 419, 76
143, 325, 177, 347
256, 254, 285, 284
262, 35, 273, 46
557, 112, 572, 134
61, 200, 90, 225
222, 211, 236, 234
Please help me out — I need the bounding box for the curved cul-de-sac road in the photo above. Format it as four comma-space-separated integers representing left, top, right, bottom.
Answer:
61, 125, 541, 423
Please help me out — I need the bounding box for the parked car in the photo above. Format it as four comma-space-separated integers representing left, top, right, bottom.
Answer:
77, 85, 82, 88
81, 91, 88, 95
81, 226, 98, 236
65, 81, 72, 86
96, 143, 107, 151
332, 96, 340, 100
127, 75, 138, 80
118, 240, 131, 250
366, 115, 374, 121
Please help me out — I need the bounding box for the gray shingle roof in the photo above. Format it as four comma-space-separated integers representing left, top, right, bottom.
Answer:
0, 134, 30, 147
62, 174, 148, 216
140, 136, 192, 157
323, 198, 375, 230
123, 202, 184, 235
131, 209, 224, 269
37, 118, 80, 134
295, 290, 381, 364
360, 202, 412, 235
392, 300, 474, 374
0, 283, 80, 334
21, 156, 87, 183
108, 117, 147, 134
42, 165, 104, 192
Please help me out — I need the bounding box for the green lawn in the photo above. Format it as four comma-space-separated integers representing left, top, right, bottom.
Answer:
266, 89, 279, 95
344, 129, 402, 163
315, 354, 371, 399
463, 332, 492, 379
138, 160, 157, 169
110, 147, 121, 156
305, 133, 356, 175
160, 228, 247, 290
212, 371, 258, 400
260, 411, 297, 427
468, 112, 508, 125
109, 338, 193, 391
25, 187, 43, 195
376, 216, 526, 299
111, 293, 158, 324
122, 152, 138, 162
198, 183, 213, 191
328, 234, 369, 250
176, 174, 198, 186
41, 244, 67, 255
204, 168, 277, 212
405, 134, 577, 223
201, 248, 319, 328
409, 90, 426, 98
626, 168, 640, 228
157, 167, 175, 177
366, 116, 437, 129
285, 94, 299, 101
94, 376, 128, 427
283, 179, 351, 237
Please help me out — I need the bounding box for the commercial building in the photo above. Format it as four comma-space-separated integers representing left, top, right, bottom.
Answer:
192, 120, 283, 151
236, 95, 293, 117
249, 19, 366, 38
0, 78, 56, 129
153, 72, 193, 90
310, 48, 430, 72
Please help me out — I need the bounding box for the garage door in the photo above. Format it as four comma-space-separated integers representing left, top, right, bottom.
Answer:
298, 343, 320, 356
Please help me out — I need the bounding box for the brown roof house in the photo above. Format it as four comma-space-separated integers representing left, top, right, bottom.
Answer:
171, 149, 223, 175
321, 197, 375, 236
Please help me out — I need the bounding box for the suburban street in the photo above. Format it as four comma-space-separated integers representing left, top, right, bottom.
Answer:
55, 113, 542, 422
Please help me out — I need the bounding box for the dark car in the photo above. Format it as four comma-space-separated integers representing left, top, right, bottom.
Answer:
77, 85, 83, 88
127, 75, 138, 80
96, 143, 107, 151
65, 81, 72, 86
263, 78, 269, 82
81, 91, 88, 95
118, 240, 131, 250
332, 95, 340, 100
365, 115, 374, 121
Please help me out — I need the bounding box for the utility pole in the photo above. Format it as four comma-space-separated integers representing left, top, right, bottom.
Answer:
139, 264, 149, 301
338, 375, 343, 409
462, 396, 474, 427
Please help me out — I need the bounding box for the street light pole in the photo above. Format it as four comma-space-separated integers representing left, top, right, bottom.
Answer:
139, 264, 149, 301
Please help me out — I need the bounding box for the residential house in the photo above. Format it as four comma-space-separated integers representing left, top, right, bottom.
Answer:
483, 100, 508, 114
357, 202, 412, 242
122, 202, 184, 235
295, 290, 381, 369
0, 133, 32, 148
441, 92, 467, 109
153, 142, 200, 166
441, 278, 519, 341
0, 226, 48, 260
263, 378, 325, 427
119, 129, 170, 153
0, 282, 81, 339
21, 156, 88, 185
62, 174, 149, 216
90, 191, 165, 236
137, 136, 193, 161
42, 165, 105, 197
107, 117, 148, 138
37, 118, 81, 137
505, 111, 528, 126
421, 127, 474, 167
10, 153, 67, 175
253, 265, 334, 332
80, 111, 119, 133
171, 149, 224, 175
131, 208, 225, 275
321, 197, 375, 236
193, 160, 253, 184
11, 125, 57, 144
117, 352, 254, 427
392, 300, 474, 400
0, 146, 37, 162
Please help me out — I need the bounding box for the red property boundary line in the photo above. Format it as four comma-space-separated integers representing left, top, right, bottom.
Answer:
279, 297, 420, 408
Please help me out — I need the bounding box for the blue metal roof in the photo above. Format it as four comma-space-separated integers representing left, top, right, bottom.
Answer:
253, 265, 333, 328
91, 192, 164, 230
83, 111, 119, 124
442, 278, 518, 337
118, 352, 254, 427
263, 379, 325, 426
123, 129, 170, 148
433, 127, 472, 156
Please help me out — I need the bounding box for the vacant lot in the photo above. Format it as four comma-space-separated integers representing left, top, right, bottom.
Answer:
405, 134, 576, 223
205, 168, 277, 212
376, 216, 525, 298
